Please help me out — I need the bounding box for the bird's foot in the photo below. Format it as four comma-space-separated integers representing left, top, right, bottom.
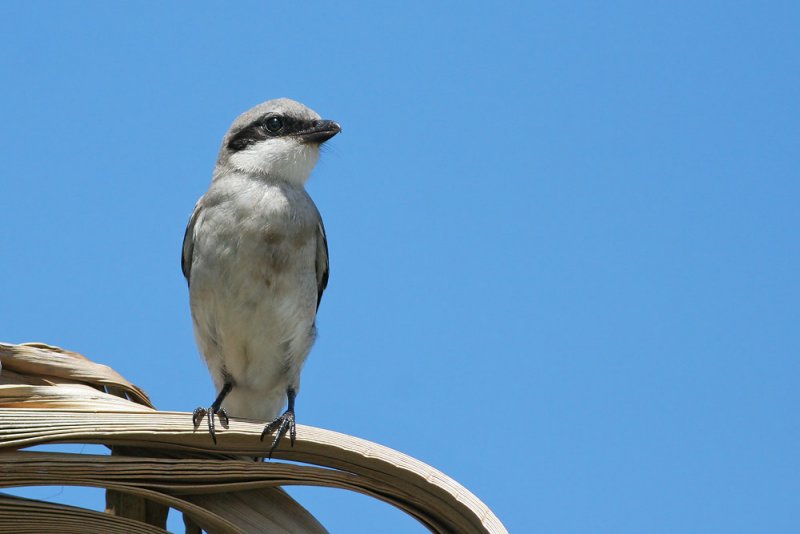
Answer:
192, 406, 229, 444
260, 409, 296, 458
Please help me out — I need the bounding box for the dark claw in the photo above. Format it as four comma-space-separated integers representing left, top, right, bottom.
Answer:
260, 409, 296, 458
192, 407, 206, 428
217, 407, 229, 427
192, 406, 229, 444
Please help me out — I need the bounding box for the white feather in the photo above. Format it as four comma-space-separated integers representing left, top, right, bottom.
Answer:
228, 137, 320, 186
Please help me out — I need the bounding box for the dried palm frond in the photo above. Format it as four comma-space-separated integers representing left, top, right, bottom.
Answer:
0, 342, 506, 533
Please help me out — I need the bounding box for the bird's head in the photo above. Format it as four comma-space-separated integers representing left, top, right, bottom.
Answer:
217, 98, 340, 185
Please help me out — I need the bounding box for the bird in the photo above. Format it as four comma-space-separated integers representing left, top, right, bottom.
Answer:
181, 98, 339, 456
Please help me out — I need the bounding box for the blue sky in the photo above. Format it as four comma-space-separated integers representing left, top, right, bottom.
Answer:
1, 2, 798, 532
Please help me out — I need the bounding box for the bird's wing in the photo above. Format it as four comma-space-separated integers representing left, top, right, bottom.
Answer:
181, 199, 203, 287
315, 217, 330, 311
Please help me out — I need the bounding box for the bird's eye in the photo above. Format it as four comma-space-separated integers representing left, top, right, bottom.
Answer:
265, 116, 284, 133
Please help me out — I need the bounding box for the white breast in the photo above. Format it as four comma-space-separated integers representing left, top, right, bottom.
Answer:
188, 174, 321, 420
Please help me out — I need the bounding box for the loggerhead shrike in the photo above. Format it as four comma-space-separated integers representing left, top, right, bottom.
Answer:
182, 98, 340, 455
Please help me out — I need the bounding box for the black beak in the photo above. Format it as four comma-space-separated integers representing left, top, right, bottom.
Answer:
298, 119, 341, 144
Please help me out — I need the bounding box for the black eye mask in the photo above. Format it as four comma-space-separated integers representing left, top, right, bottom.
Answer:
228, 114, 305, 152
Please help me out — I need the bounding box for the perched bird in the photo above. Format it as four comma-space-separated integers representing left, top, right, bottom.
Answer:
182, 98, 339, 455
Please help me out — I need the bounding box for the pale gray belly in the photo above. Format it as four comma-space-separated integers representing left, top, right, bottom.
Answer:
190, 226, 318, 393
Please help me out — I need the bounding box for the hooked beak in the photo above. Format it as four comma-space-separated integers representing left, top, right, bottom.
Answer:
297, 120, 341, 144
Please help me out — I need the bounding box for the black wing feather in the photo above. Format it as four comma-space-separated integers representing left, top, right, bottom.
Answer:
315, 218, 330, 310
181, 201, 202, 287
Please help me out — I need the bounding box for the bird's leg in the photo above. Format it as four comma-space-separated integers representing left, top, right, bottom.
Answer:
192, 381, 232, 444
261, 387, 297, 458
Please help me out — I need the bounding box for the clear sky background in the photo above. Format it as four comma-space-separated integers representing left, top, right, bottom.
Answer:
1, 2, 798, 533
